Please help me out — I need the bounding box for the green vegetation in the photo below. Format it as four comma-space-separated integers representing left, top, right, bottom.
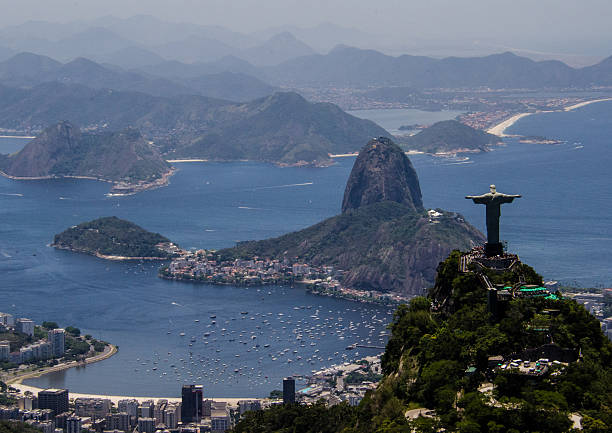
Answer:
65, 326, 80, 337
53, 216, 173, 259
41, 321, 58, 330
234, 402, 357, 433
268, 390, 283, 399
232, 251, 612, 432
398, 120, 501, 154
0, 421, 43, 433
220, 202, 482, 294
2, 122, 170, 184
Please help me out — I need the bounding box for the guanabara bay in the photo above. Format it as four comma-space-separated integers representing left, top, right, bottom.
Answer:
1, 4, 611, 433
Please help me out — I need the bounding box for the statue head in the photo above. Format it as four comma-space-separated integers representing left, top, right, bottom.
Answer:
490, 184, 496, 193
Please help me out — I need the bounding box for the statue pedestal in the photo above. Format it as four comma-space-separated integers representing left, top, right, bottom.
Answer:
485, 242, 504, 257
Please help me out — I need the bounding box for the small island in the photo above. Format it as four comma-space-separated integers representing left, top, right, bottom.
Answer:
52, 216, 180, 260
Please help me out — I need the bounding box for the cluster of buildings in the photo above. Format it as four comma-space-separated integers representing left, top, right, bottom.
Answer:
293, 356, 382, 407
0, 313, 65, 364
161, 251, 410, 305
563, 289, 612, 340
160, 250, 331, 287
0, 386, 252, 433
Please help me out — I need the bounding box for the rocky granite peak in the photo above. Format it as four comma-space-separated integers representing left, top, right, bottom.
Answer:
341, 136, 423, 213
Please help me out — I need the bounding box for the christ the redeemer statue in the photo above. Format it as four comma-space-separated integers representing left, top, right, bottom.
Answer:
466, 185, 521, 256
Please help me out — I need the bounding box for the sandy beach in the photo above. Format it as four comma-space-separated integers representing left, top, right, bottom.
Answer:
488, 97, 612, 138
563, 97, 612, 111
10, 383, 258, 406
487, 112, 534, 137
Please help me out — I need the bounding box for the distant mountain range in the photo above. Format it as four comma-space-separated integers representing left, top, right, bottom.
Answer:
0, 16, 321, 67
0, 52, 275, 101
264, 46, 612, 88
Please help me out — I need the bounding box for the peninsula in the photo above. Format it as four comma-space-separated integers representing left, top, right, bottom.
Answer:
52, 216, 180, 260
0, 121, 173, 195
162, 137, 484, 296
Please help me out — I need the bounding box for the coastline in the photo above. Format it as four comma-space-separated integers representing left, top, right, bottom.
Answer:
52, 244, 170, 261
10, 383, 257, 407
0, 167, 176, 197
4, 344, 118, 386
487, 97, 612, 137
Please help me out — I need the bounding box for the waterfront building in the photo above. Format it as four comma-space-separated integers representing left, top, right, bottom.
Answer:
48, 329, 66, 357
202, 399, 212, 418
283, 377, 296, 404
117, 399, 138, 418
15, 318, 34, 336
38, 389, 69, 416
66, 416, 82, 433
181, 385, 203, 423
75, 398, 111, 419
0, 341, 9, 361
138, 400, 154, 419
153, 399, 167, 425
0, 313, 14, 326
163, 403, 181, 428
18, 396, 38, 411
137, 417, 155, 433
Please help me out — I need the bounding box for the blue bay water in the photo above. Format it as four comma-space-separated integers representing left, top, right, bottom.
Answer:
1, 102, 611, 397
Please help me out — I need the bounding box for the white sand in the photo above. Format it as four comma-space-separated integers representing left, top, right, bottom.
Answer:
11, 383, 258, 406
563, 97, 612, 111
487, 113, 533, 137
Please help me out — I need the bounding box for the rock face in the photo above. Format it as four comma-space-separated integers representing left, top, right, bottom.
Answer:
1, 121, 171, 185
342, 137, 423, 213
221, 136, 485, 295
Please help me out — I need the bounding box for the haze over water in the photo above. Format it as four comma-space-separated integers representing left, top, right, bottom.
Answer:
1, 103, 611, 397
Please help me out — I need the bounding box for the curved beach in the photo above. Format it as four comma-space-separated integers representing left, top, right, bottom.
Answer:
487, 97, 612, 137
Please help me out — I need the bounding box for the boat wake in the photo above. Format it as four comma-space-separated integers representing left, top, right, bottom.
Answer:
0, 193, 23, 197
253, 182, 313, 190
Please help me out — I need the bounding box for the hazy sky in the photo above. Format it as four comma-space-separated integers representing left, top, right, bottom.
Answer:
0, 0, 610, 56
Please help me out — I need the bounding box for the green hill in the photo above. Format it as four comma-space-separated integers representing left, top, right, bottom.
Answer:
52, 216, 175, 259
233, 251, 612, 433
0, 121, 172, 193
399, 120, 502, 154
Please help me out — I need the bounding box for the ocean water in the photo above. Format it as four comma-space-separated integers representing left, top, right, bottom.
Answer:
1, 100, 612, 397
348, 108, 464, 135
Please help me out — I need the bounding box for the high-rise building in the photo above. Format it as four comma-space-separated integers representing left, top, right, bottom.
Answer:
283, 377, 295, 404
137, 418, 155, 433
15, 318, 34, 336
0, 341, 9, 361
75, 398, 111, 419
38, 389, 69, 416
117, 399, 138, 418
163, 403, 181, 429
66, 416, 82, 433
181, 385, 203, 423
0, 313, 14, 326
47, 329, 66, 357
